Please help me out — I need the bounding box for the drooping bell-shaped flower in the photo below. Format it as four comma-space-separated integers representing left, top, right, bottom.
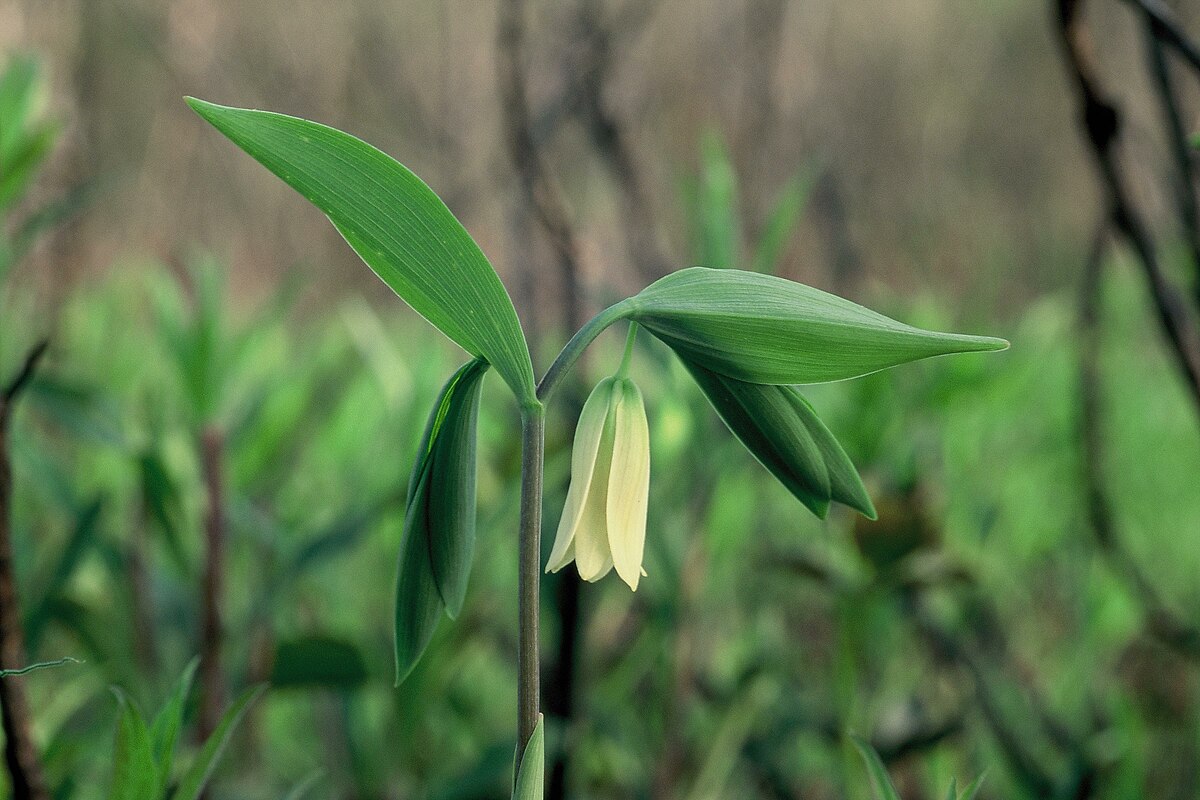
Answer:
546, 375, 650, 590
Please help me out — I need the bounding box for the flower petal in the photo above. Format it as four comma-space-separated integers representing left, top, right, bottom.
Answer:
546, 378, 615, 572
574, 389, 618, 581
606, 378, 650, 590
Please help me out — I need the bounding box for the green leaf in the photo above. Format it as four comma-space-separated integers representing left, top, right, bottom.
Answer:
108, 692, 160, 800
850, 735, 902, 800
749, 165, 815, 275
185, 98, 534, 402
791, 394, 876, 519
149, 659, 198, 794
174, 684, 266, 800
681, 358, 831, 517
512, 715, 545, 800
418, 358, 487, 616
270, 635, 369, 690
0, 55, 40, 165
690, 131, 740, 269
395, 358, 488, 683
680, 357, 875, 518
280, 770, 324, 800
631, 268, 1008, 384
958, 772, 986, 800
27, 499, 104, 649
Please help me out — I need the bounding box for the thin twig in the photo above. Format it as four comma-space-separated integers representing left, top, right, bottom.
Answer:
0, 343, 49, 423
1142, 21, 1200, 304
497, 0, 586, 334
1055, 0, 1200, 414
573, 0, 669, 282
1077, 217, 1200, 659
1119, 0, 1200, 75
0, 341, 52, 800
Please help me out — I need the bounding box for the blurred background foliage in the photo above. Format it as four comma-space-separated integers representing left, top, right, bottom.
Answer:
3, 1, 1200, 799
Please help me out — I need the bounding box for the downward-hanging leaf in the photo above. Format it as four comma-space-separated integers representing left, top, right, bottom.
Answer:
631, 268, 1008, 385
682, 358, 830, 517
682, 358, 875, 519
512, 715, 545, 800
174, 685, 266, 800
395, 358, 488, 684
186, 99, 535, 402
791, 393, 876, 519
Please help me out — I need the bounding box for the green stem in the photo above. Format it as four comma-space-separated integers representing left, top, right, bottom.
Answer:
516, 404, 545, 761
615, 323, 638, 379
536, 299, 634, 403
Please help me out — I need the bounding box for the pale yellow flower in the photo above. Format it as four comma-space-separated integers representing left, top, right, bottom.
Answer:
545, 375, 650, 590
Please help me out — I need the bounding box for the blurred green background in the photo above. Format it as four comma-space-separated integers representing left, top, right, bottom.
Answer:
3, 1, 1200, 798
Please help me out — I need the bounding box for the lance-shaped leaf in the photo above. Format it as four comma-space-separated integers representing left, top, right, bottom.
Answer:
512, 715, 545, 800
175, 685, 266, 800
630, 268, 1007, 384
682, 357, 876, 519
395, 358, 488, 684
851, 735, 902, 800
186, 99, 535, 402
791, 393, 876, 519
108, 692, 159, 800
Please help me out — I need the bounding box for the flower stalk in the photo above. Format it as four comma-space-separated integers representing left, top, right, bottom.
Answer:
516, 404, 545, 759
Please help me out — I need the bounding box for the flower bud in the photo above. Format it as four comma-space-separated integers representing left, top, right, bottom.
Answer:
546, 375, 651, 590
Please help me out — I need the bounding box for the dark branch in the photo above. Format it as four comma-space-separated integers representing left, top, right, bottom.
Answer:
1119, 0, 1200, 75
1055, 0, 1200, 415
497, 0, 587, 334
1077, 217, 1200, 659
0, 341, 52, 800
1143, 21, 1200, 305
0, 342, 49, 419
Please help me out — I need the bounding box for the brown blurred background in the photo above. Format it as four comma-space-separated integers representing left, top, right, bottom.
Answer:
2, 0, 1194, 326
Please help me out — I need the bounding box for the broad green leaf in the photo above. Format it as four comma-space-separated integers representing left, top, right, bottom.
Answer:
108, 692, 160, 800
851, 735, 902, 800
681, 357, 834, 518
512, 715, 545, 800
186, 98, 535, 402
944, 778, 958, 800
396, 358, 488, 682
149, 659, 198, 794
174, 684, 266, 800
631, 268, 1008, 384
